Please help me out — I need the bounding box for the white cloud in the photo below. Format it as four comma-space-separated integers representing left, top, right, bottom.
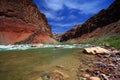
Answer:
42, 10, 65, 21
67, 15, 77, 19
43, 0, 103, 14
51, 22, 81, 27
44, 0, 64, 11
43, 11, 55, 19
39, 0, 106, 21
78, 1, 102, 14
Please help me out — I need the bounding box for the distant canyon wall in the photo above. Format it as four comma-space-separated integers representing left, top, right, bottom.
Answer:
60, 0, 120, 42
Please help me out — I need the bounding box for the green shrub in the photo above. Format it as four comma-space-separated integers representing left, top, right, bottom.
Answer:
81, 35, 120, 49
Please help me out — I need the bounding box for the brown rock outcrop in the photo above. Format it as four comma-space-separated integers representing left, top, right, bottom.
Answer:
60, 0, 120, 42
83, 47, 109, 54
0, 0, 56, 44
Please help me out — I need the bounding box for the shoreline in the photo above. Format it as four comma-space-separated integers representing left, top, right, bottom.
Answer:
77, 47, 120, 80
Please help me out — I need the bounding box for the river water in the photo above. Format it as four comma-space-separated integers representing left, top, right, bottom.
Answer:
0, 44, 93, 80
0, 44, 91, 51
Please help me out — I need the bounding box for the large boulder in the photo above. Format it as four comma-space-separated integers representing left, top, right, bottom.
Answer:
83, 47, 110, 54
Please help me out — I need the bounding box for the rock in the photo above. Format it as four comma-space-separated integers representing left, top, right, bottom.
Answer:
36, 77, 42, 80
52, 32, 60, 41
79, 69, 85, 72
83, 45, 120, 80
81, 78, 87, 80
104, 43, 110, 47
89, 76, 101, 80
56, 65, 65, 69
55, 45, 63, 48
41, 72, 51, 80
83, 46, 110, 54
94, 62, 106, 68
31, 43, 44, 47
82, 74, 91, 78
59, 0, 120, 42
0, 0, 57, 44
110, 47, 116, 51
51, 70, 69, 80
100, 74, 109, 80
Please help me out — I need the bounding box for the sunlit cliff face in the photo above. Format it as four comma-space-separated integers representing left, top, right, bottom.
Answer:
0, 0, 56, 45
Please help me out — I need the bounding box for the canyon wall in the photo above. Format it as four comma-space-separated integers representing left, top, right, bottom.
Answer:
0, 0, 57, 44
60, 0, 120, 42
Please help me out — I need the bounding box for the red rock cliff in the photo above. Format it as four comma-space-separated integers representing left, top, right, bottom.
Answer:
0, 0, 57, 44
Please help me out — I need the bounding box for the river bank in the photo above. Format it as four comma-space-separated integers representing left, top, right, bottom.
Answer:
77, 47, 120, 80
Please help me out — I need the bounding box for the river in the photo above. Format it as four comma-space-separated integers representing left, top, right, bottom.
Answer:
0, 44, 94, 80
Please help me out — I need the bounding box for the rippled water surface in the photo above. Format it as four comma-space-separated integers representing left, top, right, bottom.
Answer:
0, 44, 93, 80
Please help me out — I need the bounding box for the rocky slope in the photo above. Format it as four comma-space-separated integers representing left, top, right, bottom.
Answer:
60, 0, 120, 42
52, 33, 61, 41
0, 0, 57, 44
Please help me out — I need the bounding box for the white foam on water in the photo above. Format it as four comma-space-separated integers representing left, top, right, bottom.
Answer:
0, 44, 91, 51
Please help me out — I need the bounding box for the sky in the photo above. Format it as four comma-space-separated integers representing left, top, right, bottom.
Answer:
33, 0, 114, 34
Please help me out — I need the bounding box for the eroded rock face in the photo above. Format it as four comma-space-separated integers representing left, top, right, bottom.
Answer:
60, 0, 120, 42
0, 0, 56, 44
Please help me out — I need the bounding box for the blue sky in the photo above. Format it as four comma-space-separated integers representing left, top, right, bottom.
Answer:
33, 0, 114, 34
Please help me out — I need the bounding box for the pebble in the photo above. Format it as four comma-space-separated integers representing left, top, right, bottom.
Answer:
82, 74, 91, 78
56, 65, 65, 69
41, 72, 51, 80
89, 76, 101, 80
81, 78, 87, 80
40, 70, 70, 80
52, 70, 69, 79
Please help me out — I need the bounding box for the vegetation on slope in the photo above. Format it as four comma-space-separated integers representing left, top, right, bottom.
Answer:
81, 35, 120, 49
